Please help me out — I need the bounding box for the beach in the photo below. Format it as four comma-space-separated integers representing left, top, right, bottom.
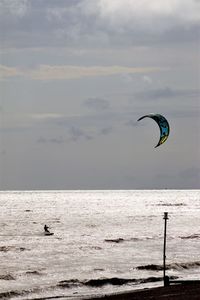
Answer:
86, 283, 200, 300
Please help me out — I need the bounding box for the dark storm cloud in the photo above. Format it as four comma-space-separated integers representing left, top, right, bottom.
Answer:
0, 0, 100, 48
1, 0, 200, 48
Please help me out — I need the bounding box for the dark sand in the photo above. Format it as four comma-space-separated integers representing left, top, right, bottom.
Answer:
85, 283, 200, 300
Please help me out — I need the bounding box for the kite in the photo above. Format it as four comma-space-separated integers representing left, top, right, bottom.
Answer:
137, 113, 170, 148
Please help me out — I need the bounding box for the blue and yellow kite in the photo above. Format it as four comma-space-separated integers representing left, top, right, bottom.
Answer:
137, 113, 170, 148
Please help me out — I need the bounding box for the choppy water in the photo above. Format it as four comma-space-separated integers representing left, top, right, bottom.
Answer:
0, 190, 200, 299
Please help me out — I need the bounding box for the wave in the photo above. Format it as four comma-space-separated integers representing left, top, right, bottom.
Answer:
93, 268, 105, 272
157, 203, 186, 207
104, 237, 143, 244
0, 288, 40, 300
0, 291, 20, 299
137, 261, 200, 271
79, 246, 102, 250
0, 276, 177, 299
104, 238, 124, 243
58, 275, 178, 288
25, 270, 43, 276
169, 262, 200, 270
57, 279, 80, 288
85, 277, 137, 286
180, 234, 200, 239
137, 264, 163, 271
84, 277, 164, 287
0, 246, 14, 252
0, 274, 15, 280
0, 246, 28, 252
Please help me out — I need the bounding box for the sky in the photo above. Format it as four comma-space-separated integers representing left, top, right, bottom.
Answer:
0, 0, 200, 190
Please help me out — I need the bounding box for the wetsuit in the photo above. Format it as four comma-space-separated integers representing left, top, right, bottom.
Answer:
44, 225, 50, 232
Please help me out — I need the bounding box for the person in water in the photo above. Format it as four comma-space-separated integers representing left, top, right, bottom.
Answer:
44, 224, 50, 233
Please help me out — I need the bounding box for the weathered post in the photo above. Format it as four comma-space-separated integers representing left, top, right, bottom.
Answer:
163, 212, 169, 286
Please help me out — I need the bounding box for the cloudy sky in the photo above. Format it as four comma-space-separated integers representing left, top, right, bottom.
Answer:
0, 0, 199, 190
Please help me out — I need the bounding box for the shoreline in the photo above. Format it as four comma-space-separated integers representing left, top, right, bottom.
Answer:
84, 282, 200, 300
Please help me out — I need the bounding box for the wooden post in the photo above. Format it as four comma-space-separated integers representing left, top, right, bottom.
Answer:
163, 212, 169, 286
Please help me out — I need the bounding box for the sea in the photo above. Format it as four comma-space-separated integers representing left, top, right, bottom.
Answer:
0, 190, 200, 299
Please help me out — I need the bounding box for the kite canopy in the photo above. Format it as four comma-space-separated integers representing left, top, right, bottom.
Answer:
137, 113, 170, 148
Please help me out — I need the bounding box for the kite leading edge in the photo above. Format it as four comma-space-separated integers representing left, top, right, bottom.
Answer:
137, 113, 170, 148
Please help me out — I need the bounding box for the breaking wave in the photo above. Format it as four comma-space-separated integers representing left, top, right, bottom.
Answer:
180, 234, 200, 239
104, 237, 145, 244
57, 275, 175, 288
0, 276, 178, 299
0, 274, 15, 280
25, 270, 43, 276
0, 291, 20, 299
0, 288, 40, 299
157, 203, 186, 207
104, 238, 125, 243
137, 261, 200, 271
0, 246, 28, 252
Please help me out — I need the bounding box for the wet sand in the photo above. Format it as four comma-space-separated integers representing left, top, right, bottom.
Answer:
85, 283, 200, 300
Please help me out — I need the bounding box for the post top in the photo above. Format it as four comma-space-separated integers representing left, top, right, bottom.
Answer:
163, 212, 168, 219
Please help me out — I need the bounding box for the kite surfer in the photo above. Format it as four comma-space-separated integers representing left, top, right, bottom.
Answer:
44, 224, 50, 233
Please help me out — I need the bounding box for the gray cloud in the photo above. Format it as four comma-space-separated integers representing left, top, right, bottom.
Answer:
37, 124, 113, 146
37, 136, 65, 145
1, 0, 199, 48
37, 126, 93, 144
99, 126, 113, 135
0, 0, 29, 18
84, 97, 110, 111
0, 1, 199, 190
68, 126, 93, 141
135, 87, 200, 100
0, 65, 163, 81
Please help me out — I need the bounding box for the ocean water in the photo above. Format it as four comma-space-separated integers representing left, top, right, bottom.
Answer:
0, 190, 200, 299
